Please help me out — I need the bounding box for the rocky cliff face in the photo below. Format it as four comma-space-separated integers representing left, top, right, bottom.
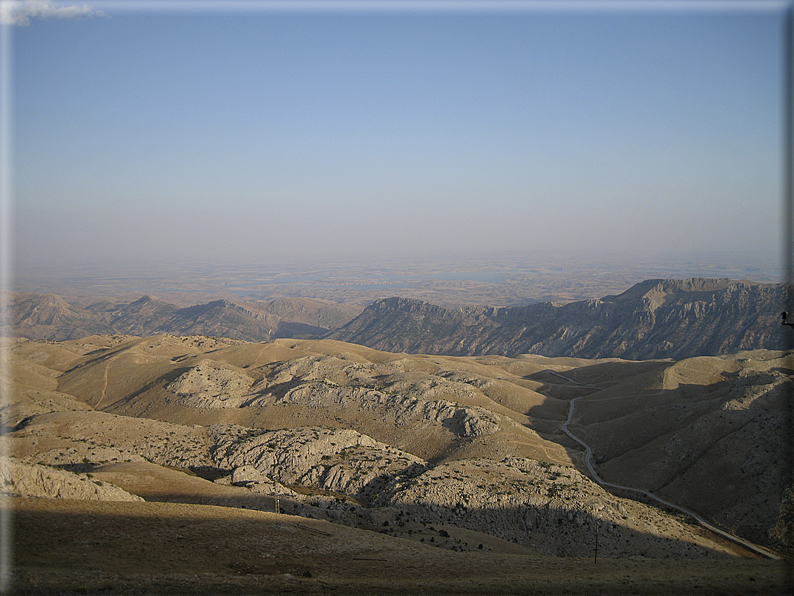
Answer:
327, 279, 790, 359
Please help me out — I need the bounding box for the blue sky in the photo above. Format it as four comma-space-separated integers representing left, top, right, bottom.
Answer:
6, 1, 789, 269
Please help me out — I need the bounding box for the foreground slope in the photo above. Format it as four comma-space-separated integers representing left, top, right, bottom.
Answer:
10, 498, 785, 596
5, 334, 792, 592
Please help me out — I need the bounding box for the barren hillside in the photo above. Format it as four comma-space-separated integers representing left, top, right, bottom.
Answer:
4, 334, 791, 566
327, 278, 789, 359
3, 293, 363, 342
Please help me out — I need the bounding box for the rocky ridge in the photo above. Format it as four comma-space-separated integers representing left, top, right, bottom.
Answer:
4, 292, 362, 342
6, 278, 790, 362
326, 278, 790, 359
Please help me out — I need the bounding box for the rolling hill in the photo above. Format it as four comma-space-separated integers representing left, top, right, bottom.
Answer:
5, 334, 791, 558
4, 277, 793, 592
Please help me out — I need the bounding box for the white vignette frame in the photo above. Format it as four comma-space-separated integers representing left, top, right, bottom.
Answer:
0, 0, 792, 592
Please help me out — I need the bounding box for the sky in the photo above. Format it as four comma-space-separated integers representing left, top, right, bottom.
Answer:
4, 0, 790, 271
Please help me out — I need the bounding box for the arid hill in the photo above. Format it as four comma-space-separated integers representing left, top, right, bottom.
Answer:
4, 333, 792, 593
6, 278, 789, 362
326, 278, 790, 359
5, 334, 792, 557
3, 292, 362, 342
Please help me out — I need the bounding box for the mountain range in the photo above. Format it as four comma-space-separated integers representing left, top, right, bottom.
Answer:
4, 292, 362, 342
327, 278, 791, 360
5, 278, 790, 362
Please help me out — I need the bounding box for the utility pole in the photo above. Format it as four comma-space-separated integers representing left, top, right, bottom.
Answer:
594, 519, 599, 565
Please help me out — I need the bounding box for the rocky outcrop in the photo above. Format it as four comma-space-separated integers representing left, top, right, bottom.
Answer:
166, 354, 501, 439
167, 362, 255, 408
221, 464, 299, 496
209, 425, 425, 503
1, 458, 144, 502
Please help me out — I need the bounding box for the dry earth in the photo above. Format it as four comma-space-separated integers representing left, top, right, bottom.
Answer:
2, 334, 793, 594
7, 497, 789, 596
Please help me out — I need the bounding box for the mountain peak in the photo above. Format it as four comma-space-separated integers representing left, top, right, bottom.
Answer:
370, 297, 448, 315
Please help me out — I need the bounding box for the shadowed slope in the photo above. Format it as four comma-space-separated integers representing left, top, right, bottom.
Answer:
11, 497, 785, 595
554, 352, 793, 548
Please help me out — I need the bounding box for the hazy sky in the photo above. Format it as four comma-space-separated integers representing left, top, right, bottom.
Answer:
7, 0, 788, 269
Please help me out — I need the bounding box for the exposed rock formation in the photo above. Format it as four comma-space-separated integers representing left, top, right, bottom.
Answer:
163, 353, 502, 441
326, 279, 789, 359
211, 425, 425, 503
1, 457, 143, 502
168, 362, 256, 408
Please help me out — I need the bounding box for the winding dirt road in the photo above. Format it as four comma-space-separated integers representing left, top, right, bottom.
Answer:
560, 392, 781, 560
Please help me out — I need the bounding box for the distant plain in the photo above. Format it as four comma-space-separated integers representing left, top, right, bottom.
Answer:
13, 252, 779, 308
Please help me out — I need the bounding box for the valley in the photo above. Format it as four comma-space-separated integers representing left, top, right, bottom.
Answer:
7, 2, 787, 591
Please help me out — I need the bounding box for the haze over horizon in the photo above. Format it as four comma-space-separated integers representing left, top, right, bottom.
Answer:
5, 0, 788, 278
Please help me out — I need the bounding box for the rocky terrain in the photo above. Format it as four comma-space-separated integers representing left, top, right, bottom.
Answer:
327, 278, 790, 359
3, 330, 792, 593
1, 459, 143, 502
3, 333, 792, 557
